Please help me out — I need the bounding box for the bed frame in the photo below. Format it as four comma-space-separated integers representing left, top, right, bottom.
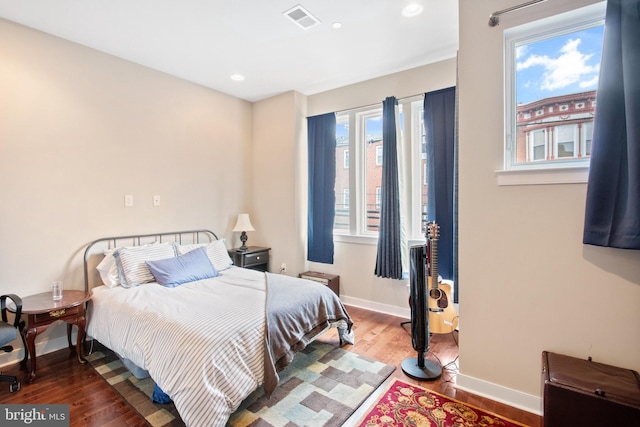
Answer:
83, 229, 218, 292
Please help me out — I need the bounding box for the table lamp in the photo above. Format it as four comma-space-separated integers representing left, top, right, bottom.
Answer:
232, 213, 255, 252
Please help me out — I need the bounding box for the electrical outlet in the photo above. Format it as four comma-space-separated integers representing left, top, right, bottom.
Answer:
124, 194, 134, 207
280, 263, 287, 273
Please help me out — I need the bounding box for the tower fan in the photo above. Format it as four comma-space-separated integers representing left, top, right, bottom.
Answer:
401, 225, 442, 380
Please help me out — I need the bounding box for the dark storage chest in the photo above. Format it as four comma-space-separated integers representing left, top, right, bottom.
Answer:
542, 351, 640, 427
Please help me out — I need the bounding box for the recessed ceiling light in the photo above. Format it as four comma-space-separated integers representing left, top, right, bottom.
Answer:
402, 3, 424, 17
230, 74, 245, 82
332, 22, 342, 29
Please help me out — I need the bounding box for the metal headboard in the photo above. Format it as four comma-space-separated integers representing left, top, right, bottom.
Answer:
83, 229, 218, 292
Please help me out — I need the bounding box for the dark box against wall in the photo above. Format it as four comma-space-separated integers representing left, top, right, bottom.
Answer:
299, 271, 340, 296
542, 351, 640, 427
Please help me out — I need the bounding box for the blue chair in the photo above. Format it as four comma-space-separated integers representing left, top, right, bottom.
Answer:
1, 294, 23, 392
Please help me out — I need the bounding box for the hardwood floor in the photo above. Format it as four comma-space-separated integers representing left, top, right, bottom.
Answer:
0, 305, 542, 426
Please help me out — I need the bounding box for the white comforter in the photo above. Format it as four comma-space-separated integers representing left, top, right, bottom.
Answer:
87, 267, 267, 427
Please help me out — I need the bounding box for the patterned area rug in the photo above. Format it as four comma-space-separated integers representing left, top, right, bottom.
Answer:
87, 341, 396, 427
357, 379, 529, 427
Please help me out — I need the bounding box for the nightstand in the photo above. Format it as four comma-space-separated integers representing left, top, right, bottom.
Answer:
229, 246, 270, 272
15, 290, 91, 383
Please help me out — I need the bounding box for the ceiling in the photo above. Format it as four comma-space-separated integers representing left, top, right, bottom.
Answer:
0, 0, 459, 102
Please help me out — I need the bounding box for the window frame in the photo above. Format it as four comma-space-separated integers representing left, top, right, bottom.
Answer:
498, 1, 605, 186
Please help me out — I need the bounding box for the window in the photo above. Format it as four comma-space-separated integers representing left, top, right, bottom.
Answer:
530, 128, 546, 161
376, 145, 383, 165
582, 121, 593, 156
555, 125, 576, 158
335, 97, 426, 240
500, 2, 605, 185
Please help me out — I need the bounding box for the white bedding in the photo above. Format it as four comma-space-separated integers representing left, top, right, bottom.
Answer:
87, 266, 268, 427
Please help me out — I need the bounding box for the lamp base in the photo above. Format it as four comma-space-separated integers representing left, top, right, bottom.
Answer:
237, 232, 249, 252
401, 357, 442, 380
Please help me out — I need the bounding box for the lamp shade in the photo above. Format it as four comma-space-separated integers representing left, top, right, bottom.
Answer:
233, 213, 255, 232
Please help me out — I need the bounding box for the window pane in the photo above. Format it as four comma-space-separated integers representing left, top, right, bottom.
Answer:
532, 129, 546, 161
582, 121, 593, 156
511, 19, 603, 167
376, 145, 383, 165
556, 125, 575, 158
334, 119, 350, 231
365, 115, 382, 232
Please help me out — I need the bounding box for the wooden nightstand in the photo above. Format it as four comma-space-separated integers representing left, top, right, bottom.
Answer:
299, 271, 340, 296
229, 246, 270, 272
16, 290, 91, 383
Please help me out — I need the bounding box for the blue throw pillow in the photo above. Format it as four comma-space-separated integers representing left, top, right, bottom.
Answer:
146, 246, 218, 287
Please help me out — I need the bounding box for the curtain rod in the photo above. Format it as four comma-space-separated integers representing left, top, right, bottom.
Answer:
322, 84, 455, 116
488, 0, 548, 27
333, 92, 425, 115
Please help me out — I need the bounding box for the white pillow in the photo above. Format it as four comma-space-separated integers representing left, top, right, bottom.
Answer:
96, 248, 121, 288
175, 239, 233, 271
114, 242, 176, 288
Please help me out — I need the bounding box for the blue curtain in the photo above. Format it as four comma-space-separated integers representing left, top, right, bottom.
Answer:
307, 113, 337, 263
375, 97, 403, 279
424, 87, 456, 285
583, 0, 640, 249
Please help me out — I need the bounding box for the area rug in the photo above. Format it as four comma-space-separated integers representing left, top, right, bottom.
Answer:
87, 341, 396, 427
357, 378, 529, 427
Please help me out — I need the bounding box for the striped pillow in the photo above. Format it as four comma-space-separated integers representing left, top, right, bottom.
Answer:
114, 243, 176, 288
175, 239, 233, 271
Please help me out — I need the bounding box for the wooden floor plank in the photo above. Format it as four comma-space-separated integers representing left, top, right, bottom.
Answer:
0, 305, 542, 426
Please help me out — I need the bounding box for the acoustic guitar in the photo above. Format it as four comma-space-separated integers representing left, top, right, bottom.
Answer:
427, 222, 458, 334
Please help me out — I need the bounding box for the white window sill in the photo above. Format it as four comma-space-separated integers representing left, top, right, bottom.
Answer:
496, 165, 589, 186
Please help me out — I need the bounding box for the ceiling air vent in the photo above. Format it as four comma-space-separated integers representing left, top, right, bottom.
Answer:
283, 4, 320, 30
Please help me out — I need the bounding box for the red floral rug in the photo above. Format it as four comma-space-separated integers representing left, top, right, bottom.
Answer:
358, 378, 529, 427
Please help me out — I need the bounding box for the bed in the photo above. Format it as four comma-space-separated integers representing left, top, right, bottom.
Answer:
83, 230, 353, 427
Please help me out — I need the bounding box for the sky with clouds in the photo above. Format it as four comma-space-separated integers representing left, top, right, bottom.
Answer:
516, 25, 604, 105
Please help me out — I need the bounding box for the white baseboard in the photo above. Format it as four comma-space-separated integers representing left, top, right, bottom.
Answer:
340, 295, 411, 319
456, 374, 543, 416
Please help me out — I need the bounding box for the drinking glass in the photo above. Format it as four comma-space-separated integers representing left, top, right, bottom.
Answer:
52, 281, 63, 301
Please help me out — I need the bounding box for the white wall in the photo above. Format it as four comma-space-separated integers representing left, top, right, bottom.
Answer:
252, 91, 308, 276
457, 0, 640, 413
0, 19, 253, 359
